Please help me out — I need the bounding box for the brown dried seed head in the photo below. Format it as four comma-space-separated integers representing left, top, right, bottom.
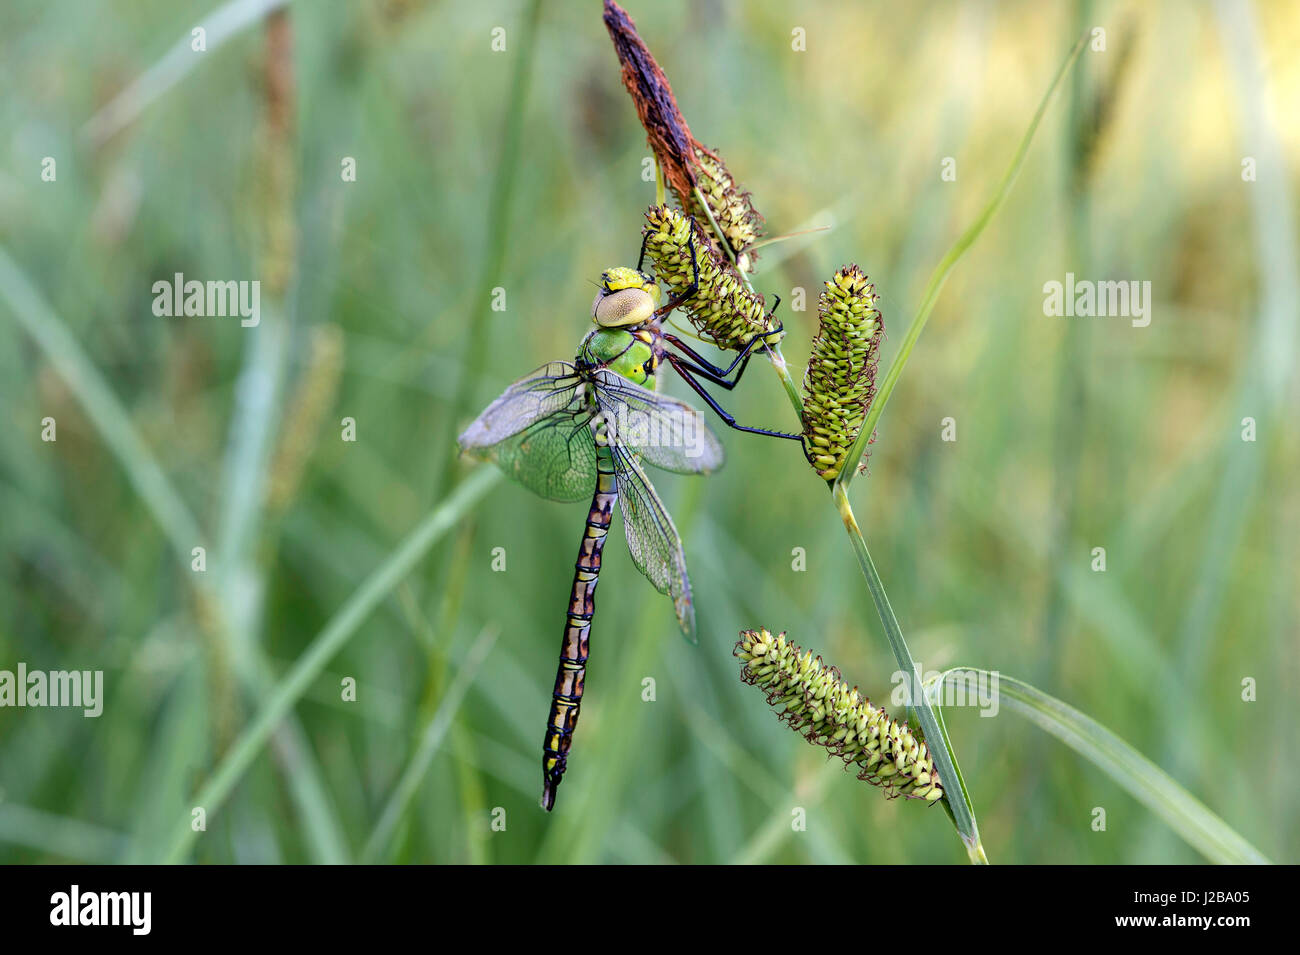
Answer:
603, 0, 697, 201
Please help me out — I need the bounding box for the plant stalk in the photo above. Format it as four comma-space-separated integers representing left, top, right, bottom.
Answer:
835, 30, 1089, 497
832, 482, 986, 863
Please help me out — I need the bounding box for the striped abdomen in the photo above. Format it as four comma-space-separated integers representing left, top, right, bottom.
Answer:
540, 432, 617, 811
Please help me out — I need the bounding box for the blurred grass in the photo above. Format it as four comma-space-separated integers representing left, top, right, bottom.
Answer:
0, 0, 1296, 863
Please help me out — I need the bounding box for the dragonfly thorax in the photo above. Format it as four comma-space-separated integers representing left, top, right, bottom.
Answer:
578, 326, 660, 388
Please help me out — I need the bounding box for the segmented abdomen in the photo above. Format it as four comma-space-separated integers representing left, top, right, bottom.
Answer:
540, 429, 617, 811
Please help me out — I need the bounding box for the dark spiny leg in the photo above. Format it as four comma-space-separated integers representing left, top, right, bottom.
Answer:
670, 346, 772, 392
663, 325, 783, 388
767, 293, 783, 319
666, 354, 802, 441
635, 230, 651, 273
757, 293, 783, 358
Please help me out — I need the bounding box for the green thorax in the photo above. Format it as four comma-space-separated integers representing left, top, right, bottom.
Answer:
577, 325, 660, 388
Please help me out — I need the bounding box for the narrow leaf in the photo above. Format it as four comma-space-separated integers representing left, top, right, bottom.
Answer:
935, 669, 1271, 865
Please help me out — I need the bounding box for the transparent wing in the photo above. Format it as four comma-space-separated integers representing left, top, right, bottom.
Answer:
458, 361, 584, 450
481, 410, 598, 502
592, 369, 724, 475
459, 362, 598, 502
610, 443, 696, 640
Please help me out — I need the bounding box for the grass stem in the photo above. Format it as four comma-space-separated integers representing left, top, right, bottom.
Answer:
361, 626, 499, 862
832, 482, 986, 862
160, 467, 500, 863
835, 31, 1089, 497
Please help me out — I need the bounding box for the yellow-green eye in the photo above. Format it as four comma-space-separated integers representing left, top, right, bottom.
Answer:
593, 287, 655, 327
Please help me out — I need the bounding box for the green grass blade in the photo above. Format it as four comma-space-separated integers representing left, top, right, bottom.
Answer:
436, 0, 543, 490
936, 669, 1271, 865
807, 26, 1089, 865
0, 247, 203, 558
0, 805, 126, 863
834, 483, 985, 863
83, 0, 293, 145
1156, 2, 1300, 790
260, 688, 352, 864
159, 466, 500, 863
0, 248, 350, 865
836, 31, 1088, 495
361, 625, 499, 862
729, 761, 840, 865
814, 35, 1088, 861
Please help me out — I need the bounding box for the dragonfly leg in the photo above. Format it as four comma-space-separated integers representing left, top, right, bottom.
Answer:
663, 322, 784, 389
666, 353, 803, 441
635, 229, 651, 273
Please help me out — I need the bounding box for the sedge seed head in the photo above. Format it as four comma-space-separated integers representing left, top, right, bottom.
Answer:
688, 144, 765, 267
800, 265, 884, 481
735, 628, 944, 803
642, 204, 782, 352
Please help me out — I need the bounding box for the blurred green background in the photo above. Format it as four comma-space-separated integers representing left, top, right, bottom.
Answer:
1, 0, 1296, 864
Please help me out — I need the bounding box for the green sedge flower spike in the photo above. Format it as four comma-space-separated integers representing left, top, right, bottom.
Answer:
642, 204, 782, 352
801, 264, 884, 481
735, 628, 944, 803
690, 145, 765, 268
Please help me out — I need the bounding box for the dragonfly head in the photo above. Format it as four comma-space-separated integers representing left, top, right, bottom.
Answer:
592, 267, 660, 328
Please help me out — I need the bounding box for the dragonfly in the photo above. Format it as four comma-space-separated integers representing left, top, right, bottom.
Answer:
458, 232, 800, 811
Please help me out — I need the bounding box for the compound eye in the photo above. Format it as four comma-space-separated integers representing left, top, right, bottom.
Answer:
594, 287, 654, 327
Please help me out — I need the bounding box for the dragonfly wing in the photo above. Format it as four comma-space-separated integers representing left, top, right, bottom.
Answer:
458, 361, 583, 450
459, 361, 597, 502
482, 411, 598, 502
610, 443, 696, 640
592, 370, 724, 475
